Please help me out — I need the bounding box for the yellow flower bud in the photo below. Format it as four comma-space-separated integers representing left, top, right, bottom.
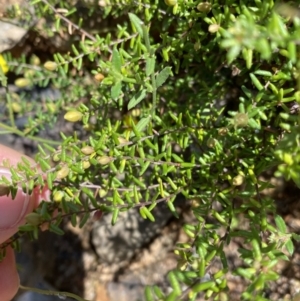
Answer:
94, 73, 105, 82
164, 0, 177, 6
131, 108, 141, 117
99, 189, 108, 198
11, 102, 22, 113
208, 24, 220, 33
52, 153, 60, 162
56, 166, 69, 179
64, 110, 83, 122
53, 190, 64, 202
44, 61, 58, 71
81, 146, 95, 155
31, 55, 41, 66
15, 78, 31, 88
97, 156, 114, 165
234, 113, 249, 128
197, 2, 211, 13
232, 175, 244, 186
82, 160, 91, 169
118, 137, 128, 145
207, 137, 216, 148
218, 127, 228, 136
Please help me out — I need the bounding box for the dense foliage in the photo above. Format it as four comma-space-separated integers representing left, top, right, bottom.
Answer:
1, 0, 300, 300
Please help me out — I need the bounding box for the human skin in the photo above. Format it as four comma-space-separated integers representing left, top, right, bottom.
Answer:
0, 144, 48, 301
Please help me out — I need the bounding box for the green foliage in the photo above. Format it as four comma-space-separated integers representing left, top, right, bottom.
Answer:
1, 0, 300, 300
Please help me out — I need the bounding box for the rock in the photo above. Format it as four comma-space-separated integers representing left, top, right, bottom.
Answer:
0, 0, 36, 52
92, 204, 173, 265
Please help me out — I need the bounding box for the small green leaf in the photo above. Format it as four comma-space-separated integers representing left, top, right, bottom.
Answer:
248, 118, 261, 129
71, 213, 77, 227
139, 207, 147, 219
193, 281, 215, 293
140, 207, 155, 222
111, 82, 122, 99
47, 173, 53, 190
292, 233, 300, 241
144, 286, 154, 301
167, 199, 179, 218
286, 239, 294, 255
168, 271, 181, 295
79, 213, 90, 228
128, 89, 147, 110
111, 208, 119, 225
156, 67, 172, 88
227, 45, 241, 64
136, 115, 151, 133
153, 286, 164, 299
254, 70, 273, 77
290, 170, 300, 189
275, 215, 287, 233
128, 13, 144, 37
112, 48, 122, 72
250, 73, 264, 91
146, 57, 155, 76
139, 160, 151, 176
49, 224, 65, 235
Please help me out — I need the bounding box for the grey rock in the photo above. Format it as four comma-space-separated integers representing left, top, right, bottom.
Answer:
0, 21, 28, 52
0, 0, 36, 52
92, 203, 173, 264
107, 281, 144, 301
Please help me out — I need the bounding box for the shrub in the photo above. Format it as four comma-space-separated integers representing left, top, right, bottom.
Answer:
1, 0, 300, 300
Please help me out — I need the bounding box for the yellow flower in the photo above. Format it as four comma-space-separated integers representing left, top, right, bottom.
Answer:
0, 54, 9, 74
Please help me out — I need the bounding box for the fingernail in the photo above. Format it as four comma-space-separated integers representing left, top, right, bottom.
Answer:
0, 167, 30, 230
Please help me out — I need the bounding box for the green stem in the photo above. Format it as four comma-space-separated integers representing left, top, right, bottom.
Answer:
19, 285, 91, 301
150, 72, 157, 118
0, 122, 61, 145
142, 25, 157, 118
5, 86, 15, 128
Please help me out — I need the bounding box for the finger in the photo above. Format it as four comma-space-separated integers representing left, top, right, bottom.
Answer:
0, 144, 35, 167
0, 166, 37, 243
0, 144, 49, 243
0, 246, 19, 301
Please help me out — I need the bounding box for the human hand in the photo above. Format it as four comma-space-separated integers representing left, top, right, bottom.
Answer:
0, 144, 48, 301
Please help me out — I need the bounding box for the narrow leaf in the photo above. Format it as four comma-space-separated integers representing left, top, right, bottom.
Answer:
111, 208, 119, 225
292, 233, 300, 241
136, 115, 151, 133
156, 67, 172, 88
275, 215, 287, 233
144, 286, 154, 301
146, 57, 155, 76
112, 48, 122, 72
128, 89, 147, 110
49, 224, 64, 235
128, 13, 144, 37
286, 239, 294, 255
111, 82, 122, 99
